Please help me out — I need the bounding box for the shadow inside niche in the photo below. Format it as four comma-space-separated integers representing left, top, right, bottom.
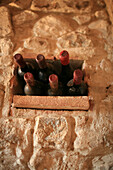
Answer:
12, 58, 85, 96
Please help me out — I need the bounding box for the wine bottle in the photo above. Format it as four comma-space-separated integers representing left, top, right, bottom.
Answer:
59, 50, 73, 95
36, 54, 54, 83
48, 74, 62, 96
67, 69, 87, 96
14, 54, 34, 78
59, 50, 73, 85
24, 72, 43, 96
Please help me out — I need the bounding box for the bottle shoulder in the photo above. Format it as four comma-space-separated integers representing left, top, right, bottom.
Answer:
24, 83, 42, 95
18, 62, 35, 77
48, 88, 62, 96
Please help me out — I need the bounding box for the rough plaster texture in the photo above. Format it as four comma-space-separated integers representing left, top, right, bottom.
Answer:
0, 0, 113, 169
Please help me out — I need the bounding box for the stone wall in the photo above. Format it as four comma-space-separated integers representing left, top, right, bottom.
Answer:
0, 0, 113, 169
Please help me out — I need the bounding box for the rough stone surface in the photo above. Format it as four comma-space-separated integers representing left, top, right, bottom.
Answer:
0, 0, 113, 169
92, 153, 113, 170
0, 38, 13, 58
0, 85, 4, 117
56, 31, 94, 60
31, 0, 93, 13
88, 19, 109, 35
0, 0, 15, 5
13, 10, 39, 26
104, 0, 113, 24
0, 38, 14, 69
14, 0, 32, 9
33, 15, 73, 38
95, 9, 108, 20
74, 110, 113, 156
0, 6, 13, 37
73, 14, 91, 25
24, 37, 50, 54
2, 82, 13, 117
0, 118, 34, 169
34, 116, 76, 150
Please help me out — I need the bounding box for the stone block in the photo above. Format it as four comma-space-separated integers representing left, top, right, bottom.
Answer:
0, 6, 13, 37
31, 0, 93, 13
73, 110, 113, 156
29, 116, 77, 169
0, 38, 13, 58
0, 118, 34, 169
31, 116, 76, 151
33, 15, 72, 39
33, 116, 72, 150
0, 38, 14, 68
12, 11, 39, 43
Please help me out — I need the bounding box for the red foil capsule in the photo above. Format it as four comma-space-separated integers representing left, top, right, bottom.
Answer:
59, 50, 69, 65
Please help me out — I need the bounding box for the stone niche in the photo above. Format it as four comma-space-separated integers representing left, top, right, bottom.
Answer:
12, 56, 89, 111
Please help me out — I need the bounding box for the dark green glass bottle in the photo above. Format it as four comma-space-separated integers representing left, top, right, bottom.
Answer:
36, 54, 54, 83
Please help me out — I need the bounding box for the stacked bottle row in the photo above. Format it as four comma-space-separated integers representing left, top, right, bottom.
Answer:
14, 50, 88, 96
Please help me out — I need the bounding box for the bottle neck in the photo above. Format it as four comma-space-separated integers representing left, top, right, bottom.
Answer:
26, 80, 36, 87
51, 86, 58, 93
24, 73, 35, 87
50, 81, 58, 92
62, 64, 70, 69
20, 64, 28, 72
36, 54, 47, 69
39, 66, 47, 71
49, 74, 58, 92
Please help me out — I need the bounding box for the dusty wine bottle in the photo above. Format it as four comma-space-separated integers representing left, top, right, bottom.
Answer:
36, 54, 54, 83
59, 50, 73, 84
67, 69, 87, 96
24, 72, 43, 96
14, 54, 34, 78
59, 50, 73, 95
48, 74, 62, 96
